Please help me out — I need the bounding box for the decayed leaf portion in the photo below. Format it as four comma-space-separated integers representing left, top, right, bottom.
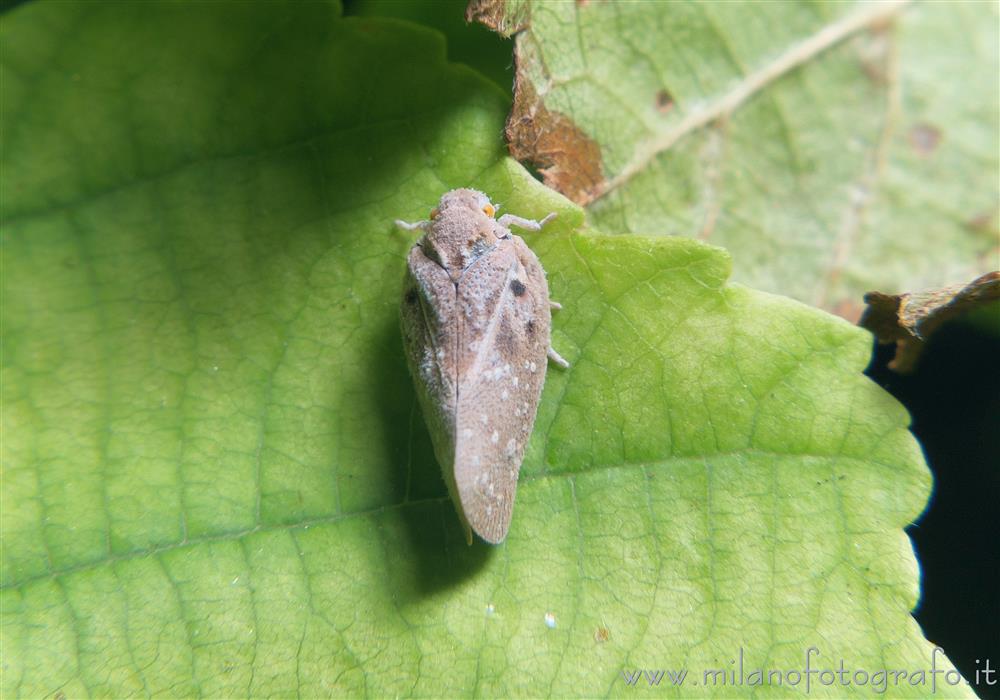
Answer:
1, 2, 965, 697
466, 0, 607, 201
465, 0, 529, 36
861, 272, 1000, 372
507, 73, 605, 205
476, 0, 999, 316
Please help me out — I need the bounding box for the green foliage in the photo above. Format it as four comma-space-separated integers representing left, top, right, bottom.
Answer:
0, 1, 968, 696
499, 1, 998, 313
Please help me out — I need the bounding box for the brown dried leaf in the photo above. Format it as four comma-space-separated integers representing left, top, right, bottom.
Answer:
860, 272, 1000, 373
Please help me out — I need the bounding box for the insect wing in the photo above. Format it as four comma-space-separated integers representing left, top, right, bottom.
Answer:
454, 236, 551, 543
400, 244, 464, 513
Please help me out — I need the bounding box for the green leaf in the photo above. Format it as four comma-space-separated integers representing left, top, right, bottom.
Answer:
347, 0, 514, 93
474, 0, 998, 316
2, 2, 964, 696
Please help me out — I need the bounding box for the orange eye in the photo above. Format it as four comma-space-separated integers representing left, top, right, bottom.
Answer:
429, 207, 440, 219
482, 204, 495, 217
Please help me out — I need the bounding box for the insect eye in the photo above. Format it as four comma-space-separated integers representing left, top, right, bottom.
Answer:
482, 204, 495, 218
429, 207, 440, 219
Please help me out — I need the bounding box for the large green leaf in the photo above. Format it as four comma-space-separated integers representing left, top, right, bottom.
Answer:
1, 2, 965, 696
472, 0, 998, 316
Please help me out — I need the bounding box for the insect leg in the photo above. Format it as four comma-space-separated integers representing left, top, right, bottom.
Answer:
395, 219, 430, 231
497, 212, 557, 231
547, 347, 570, 369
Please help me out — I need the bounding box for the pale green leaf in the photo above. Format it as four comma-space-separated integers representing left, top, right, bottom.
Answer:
1, 2, 965, 697
480, 0, 998, 316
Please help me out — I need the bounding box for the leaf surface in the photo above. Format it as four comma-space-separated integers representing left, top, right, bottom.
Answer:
474, 0, 998, 316
1, 2, 965, 696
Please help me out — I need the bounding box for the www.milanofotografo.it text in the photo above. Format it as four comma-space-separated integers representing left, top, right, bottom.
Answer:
620, 647, 995, 693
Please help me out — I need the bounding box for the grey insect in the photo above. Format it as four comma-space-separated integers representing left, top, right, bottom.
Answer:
397, 189, 567, 544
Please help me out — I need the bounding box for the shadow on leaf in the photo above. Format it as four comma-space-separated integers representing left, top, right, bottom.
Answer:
370, 309, 495, 595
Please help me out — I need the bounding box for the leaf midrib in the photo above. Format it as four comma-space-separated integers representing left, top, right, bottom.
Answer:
2, 445, 901, 592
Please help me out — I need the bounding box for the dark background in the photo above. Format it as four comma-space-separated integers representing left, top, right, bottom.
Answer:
867, 315, 1000, 700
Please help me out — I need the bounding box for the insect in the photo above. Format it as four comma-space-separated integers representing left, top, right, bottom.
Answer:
397, 189, 567, 544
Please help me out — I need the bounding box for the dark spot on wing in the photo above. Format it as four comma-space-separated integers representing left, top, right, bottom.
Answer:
510, 278, 526, 296
405, 288, 418, 305
525, 319, 535, 337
